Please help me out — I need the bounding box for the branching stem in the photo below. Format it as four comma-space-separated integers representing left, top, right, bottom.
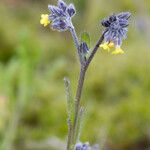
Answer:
72, 33, 105, 145
69, 22, 105, 149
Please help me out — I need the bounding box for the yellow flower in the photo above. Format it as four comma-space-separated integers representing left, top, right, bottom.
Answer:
100, 41, 124, 55
40, 14, 50, 27
100, 42, 110, 52
100, 42, 115, 52
108, 42, 114, 48
112, 47, 125, 55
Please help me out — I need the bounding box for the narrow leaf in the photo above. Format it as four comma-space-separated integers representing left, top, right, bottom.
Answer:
64, 77, 74, 124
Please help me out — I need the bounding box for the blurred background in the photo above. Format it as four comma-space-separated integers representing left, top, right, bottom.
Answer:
0, 0, 150, 149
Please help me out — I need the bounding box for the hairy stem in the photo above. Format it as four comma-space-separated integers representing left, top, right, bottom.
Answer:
69, 27, 82, 65
72, 33, 105, 145
73, 66, 86, 143
68, 19, 106, 148
85, 33, 105, 69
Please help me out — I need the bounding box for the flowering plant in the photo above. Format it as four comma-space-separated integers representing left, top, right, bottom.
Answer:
40, 0, 131, 149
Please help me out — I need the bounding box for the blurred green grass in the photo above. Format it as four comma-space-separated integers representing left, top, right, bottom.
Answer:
0, 0, 150, 149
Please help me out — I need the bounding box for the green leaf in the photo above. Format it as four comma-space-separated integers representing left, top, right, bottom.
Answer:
81, 32, 90, 48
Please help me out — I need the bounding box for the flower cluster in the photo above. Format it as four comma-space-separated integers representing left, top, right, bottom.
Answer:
75, 142, 91, 150
100, 12, 131, 54
40, 0, 76, 32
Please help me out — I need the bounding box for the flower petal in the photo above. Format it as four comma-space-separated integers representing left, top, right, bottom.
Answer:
117, 12, 131, 20
108, 42, 114, 48
109, 15, 117, 22
66, 4, 76, 17
112, 47, 124, 55
52, 19, 68, 31
100, 42, 110, 51
119, 19, 129, 27
40, 14, 50, 27
48, 5, 65, 17
48, 14, 57, 21
58, 0, 67, 12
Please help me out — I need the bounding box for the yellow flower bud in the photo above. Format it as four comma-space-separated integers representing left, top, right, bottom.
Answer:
100, 42, 110, 52
40, 14, 50, 27
108, 42, 114, 48
112, 47, 125, 55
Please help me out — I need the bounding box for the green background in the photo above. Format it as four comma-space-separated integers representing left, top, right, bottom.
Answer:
0, 0, 150, 149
